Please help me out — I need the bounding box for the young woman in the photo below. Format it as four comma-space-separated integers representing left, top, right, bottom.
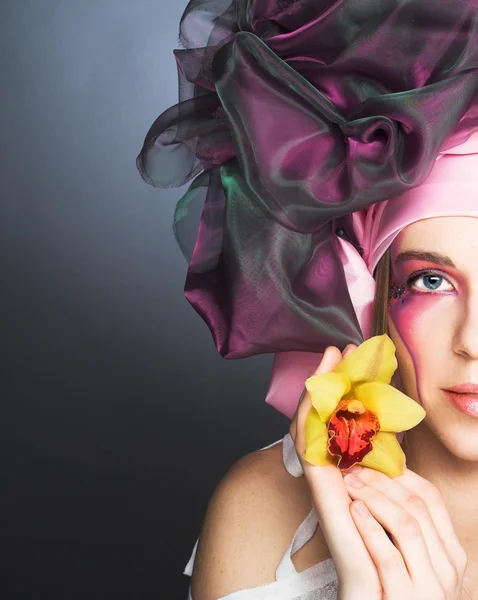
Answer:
185, 177, 478, 599
136, 1, 478, 598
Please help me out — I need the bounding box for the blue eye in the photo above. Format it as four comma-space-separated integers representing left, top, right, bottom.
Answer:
407, 272, 454, 292
422, 275, 443, 290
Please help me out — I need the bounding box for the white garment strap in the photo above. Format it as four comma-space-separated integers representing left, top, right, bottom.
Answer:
184, 538, 198, 576
282, 432, 304, 478
275, 508, 320, 581
259, 437, 283, 451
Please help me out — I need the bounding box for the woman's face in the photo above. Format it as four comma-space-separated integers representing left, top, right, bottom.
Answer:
388, 216, 478, 460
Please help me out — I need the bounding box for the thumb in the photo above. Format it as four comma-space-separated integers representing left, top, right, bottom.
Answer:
289, 346, 343, 449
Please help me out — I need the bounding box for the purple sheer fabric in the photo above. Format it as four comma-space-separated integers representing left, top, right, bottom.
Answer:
137, 0, 478, 358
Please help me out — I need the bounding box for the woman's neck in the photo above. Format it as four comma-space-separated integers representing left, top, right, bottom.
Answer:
402, 424, 478, 566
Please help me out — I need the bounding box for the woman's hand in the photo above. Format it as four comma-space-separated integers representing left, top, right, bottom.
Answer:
289, 345, 468, 600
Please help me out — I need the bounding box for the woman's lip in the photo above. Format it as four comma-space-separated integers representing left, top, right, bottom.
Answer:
444, 391, 478, 417
444, 383, 478, 394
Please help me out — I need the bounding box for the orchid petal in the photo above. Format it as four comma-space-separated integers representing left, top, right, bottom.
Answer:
305, 372, 351, 423
303, 407, 334, 466
334, 334, 397, 386
358, 431, 407, 477
354, 381, 426, 432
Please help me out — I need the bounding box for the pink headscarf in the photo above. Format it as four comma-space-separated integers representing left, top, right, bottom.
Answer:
265, 133, 478, 420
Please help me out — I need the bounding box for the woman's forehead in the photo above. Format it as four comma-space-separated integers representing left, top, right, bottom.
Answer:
390, 216, 478, 262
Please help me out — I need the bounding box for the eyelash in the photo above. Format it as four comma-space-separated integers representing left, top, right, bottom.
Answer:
406, 269, 455, 293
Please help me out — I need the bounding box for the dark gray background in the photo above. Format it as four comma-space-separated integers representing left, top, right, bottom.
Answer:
2, 1, 289, 597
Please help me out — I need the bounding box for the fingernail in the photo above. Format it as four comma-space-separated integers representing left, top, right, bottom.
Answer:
353, 501, 370, 517
344, 474, 365, 488
342, 464, 363, 475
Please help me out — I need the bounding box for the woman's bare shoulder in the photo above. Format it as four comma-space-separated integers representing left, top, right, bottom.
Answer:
190, 440, 331, 600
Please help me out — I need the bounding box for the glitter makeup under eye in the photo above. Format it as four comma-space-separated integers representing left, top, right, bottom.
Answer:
387, 280, 407, 307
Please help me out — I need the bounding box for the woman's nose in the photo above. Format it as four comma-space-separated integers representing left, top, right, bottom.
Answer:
452, 290, 478, 360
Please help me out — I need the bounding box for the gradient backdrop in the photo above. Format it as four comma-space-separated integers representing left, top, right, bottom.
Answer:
1, 1, 289, 597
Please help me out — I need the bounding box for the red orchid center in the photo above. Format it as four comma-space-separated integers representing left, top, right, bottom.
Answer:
327, 398, 380, 470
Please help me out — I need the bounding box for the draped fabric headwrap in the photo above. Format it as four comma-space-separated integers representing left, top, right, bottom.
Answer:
136, 0, 478, 414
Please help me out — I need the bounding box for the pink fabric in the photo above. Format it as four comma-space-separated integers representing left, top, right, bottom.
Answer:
267, 235, 376, 420
266, 132, 478, 419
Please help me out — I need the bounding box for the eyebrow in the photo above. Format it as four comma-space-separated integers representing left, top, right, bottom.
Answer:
394, 250, 456, 268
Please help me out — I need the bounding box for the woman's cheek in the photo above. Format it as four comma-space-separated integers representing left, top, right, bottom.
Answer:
387, 282, 450, 400
388, 285, 436, 345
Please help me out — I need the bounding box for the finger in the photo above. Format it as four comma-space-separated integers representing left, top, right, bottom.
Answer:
349, 499, 415, 599
289, 346, 383, 591
289, 415, 297, 443
289, 347, 342, 444
293, 346, 343, 457
391, 468, 467, 577
345, 469, 458, 597
289, 388, 306, 442
315, 345, 344, 375
342, 343, 357, 359
305, 467, 384, 592
359, 468, 462, 589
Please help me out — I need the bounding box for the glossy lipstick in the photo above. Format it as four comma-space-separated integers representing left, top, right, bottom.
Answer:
444, 384, 478, 417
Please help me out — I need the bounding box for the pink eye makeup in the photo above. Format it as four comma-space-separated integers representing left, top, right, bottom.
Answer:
387, 268, 457, 309
386, 249, 464, 414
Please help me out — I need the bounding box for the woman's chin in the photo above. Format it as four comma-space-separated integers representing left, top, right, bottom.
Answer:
403, 411, 478, 466
435, 421, 478, 463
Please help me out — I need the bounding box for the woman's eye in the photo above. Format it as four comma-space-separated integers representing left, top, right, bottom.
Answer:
409, 274, 454, 292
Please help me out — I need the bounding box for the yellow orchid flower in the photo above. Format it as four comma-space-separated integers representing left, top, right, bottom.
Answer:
303, 334, 426, 478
